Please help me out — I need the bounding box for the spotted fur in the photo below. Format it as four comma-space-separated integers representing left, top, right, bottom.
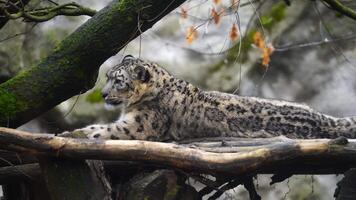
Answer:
70, 56, 356, 140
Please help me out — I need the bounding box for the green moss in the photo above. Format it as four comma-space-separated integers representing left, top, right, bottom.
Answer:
4, 68, 47, 104
0, 89, 27, 119
116, 0, 135, 11
70, 130, 89, 138
86, 89, 103, 103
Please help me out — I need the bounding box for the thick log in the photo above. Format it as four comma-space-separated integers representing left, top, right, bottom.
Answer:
0, 127, 356, 176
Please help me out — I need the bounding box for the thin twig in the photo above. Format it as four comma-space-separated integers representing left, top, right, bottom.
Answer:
0, 1, 96, 22
322, 0, 356, 21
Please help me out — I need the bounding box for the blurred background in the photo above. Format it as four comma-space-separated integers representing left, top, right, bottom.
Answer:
0, 0, 355, 199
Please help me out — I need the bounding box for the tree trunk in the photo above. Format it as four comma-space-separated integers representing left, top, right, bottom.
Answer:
39, 158, 111, 200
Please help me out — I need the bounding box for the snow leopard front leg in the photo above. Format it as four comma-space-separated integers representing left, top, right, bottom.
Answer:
61, 110, 169, 141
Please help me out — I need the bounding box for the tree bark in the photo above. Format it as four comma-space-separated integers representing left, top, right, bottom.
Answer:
0, 0, 186, 128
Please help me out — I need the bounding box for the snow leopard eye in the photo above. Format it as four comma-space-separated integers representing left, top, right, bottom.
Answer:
114, 78, 127, 90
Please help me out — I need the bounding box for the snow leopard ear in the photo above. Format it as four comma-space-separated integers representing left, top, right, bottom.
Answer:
133, 65, 150, 83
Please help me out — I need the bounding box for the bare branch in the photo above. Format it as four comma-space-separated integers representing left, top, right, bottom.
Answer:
0, 1, 97, 22
0, 127, 356, 177
321, 0, 356, 21
0, 0, 31, 29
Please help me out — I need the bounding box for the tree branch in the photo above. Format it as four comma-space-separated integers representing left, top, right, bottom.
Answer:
0, 126, 354, 199
321, 0, 356, 21
0, 0, 31, 29
0, 127, 356, 176
1, 1, 97, 22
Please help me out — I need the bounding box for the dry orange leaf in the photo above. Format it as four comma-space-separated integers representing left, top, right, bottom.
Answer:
180, 7, 188, 19
211, 8, 221, 24
186, 26, 198, 44
253, 31, 274, 67
261, 48, 270, 67
229, 23, 239, 41
253, 31, 265, 49
213, 0, 221, 5
261, 43, 275, 67
230, 0, 239, 10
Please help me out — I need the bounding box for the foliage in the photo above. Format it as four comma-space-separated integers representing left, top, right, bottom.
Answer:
260, 2, 286, 30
